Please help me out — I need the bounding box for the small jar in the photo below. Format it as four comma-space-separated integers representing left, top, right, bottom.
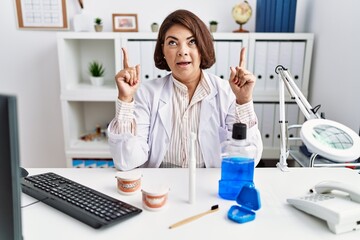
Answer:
115, 170, 142, 195
141, 185, 169, 211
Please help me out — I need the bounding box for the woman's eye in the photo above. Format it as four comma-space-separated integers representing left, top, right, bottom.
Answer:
168, 41, 177, 46
189, 39, 196, 45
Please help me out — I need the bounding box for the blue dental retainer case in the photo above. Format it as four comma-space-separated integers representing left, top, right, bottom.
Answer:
227, 183, 261, 223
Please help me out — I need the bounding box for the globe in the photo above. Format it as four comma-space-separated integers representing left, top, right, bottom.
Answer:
232, 1, 252, 32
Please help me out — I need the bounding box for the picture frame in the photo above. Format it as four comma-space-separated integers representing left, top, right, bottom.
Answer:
112, 14, 138, 32
15, 0, 68, 30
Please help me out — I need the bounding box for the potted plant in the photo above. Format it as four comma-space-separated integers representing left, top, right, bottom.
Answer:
94, 17, 103, 32
151, 22, 159, 32
88, 60, 105, 86
209, 20, 218, 33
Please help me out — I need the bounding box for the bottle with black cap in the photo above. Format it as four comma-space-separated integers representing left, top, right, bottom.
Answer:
218, 123, 257, 200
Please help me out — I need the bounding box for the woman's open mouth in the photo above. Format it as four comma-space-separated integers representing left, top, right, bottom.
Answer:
177, 61, 191, 66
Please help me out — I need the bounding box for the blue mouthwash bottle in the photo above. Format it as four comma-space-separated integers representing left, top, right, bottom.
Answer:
219, 123, 256, 200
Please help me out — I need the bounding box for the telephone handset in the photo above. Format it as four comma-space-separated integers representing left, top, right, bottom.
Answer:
314, 181, 360, 203
287, 180, 360, 234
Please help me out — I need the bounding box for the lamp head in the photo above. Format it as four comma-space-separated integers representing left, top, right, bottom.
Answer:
300, 119, 360, 162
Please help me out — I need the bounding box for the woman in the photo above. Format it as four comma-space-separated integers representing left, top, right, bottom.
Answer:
108, 9, 263, 170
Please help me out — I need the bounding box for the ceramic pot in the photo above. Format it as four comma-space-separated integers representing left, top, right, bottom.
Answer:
210, 24, 217, 33
90, 76, 104, 86
151, 24, 159, 32
94, 25, 103, 32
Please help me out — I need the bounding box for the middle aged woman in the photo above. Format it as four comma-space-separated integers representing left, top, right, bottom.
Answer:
107, 9, 263, 171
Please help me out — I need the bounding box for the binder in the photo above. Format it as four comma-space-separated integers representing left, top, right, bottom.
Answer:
126, 40, 141, 69
229, 41, 243, 70
254, 103, 263, 139
72, 159, 85, 168
290, 41, 306, 90
281, 0, 291, 32
84, 160, 97, 168
215, 41, 230, 80
287, 102, 299, 127
96, 160, 108, 168
265, 41, 280, 92
273, 103, 281, 149
269, 0, 277, 32
287, 103, 300, 145
140, 41, 154, 81
152, 41, 165, 79
261, 103, 275, 148
108, 160, 115, 168
279, 41, 293, 97
264, 0, 273, 32
288, 0, 297, 32
256, 0, 266, 32
279, 41, 292, 68
274, 0, 284, 32
253, 41, 267, 92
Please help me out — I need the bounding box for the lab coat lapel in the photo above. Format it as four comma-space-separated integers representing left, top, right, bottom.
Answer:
158, 78, 173, 139
198, 74, 220, 167
199, 73, 218, 126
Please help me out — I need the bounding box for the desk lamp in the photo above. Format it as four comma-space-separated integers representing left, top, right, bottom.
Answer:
275, 65, 360, 171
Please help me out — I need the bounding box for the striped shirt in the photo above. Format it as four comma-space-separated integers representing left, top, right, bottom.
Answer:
110, 75, 257, 168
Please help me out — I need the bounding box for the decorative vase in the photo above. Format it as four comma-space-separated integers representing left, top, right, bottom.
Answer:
90, 76, 104, 86
73, 9, 93, 32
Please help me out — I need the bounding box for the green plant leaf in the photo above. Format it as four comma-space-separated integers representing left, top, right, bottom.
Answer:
94, 18, 102, 25
88, 61, 105, 77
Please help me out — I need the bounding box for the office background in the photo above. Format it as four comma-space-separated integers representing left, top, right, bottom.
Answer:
0, 0, 359, 168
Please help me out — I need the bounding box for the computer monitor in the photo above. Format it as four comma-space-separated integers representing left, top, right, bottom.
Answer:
0, 94, 23, 240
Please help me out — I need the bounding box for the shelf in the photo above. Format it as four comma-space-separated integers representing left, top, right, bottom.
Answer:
57, 37, 118, 93
69, 138, 110, 151
61, 101, 114, 154
61, 82, 117, 101
289, 146, 360, 168
57, 32, 120, 40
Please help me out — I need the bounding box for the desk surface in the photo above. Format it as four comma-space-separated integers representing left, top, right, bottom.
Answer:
22, 167, 360, 240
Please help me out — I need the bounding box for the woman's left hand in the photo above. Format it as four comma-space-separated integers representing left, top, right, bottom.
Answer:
229, 47, 256, 105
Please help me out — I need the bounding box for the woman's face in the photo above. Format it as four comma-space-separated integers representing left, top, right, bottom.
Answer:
162, 24, 201, 83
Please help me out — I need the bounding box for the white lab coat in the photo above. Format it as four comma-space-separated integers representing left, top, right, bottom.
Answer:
108, 71, 263, 171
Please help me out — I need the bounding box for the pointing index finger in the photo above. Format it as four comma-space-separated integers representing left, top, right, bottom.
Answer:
122, 47, 130, 69
239, 47, 246, 68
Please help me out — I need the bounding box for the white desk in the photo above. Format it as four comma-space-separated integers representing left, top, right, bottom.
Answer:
22, 168, 360, 240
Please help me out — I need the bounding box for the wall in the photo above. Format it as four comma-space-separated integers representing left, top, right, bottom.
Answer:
305, 0, 360, 132
0, 0, 358, 167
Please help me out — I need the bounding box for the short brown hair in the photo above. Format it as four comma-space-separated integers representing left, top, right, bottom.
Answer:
154, 9, 215, 71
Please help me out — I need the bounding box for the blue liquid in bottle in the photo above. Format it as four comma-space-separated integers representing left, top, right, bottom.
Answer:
221, 157, 254, 181
219, 123, 256, 200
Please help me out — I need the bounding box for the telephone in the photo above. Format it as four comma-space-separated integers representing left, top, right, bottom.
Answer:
287, 180, 360, 234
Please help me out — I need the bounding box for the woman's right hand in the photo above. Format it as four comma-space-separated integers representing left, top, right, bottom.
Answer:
115, 48, 141, 103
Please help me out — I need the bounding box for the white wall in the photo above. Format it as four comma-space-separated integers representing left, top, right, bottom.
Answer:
0, 0, 359, 167
305, 0, 360, 133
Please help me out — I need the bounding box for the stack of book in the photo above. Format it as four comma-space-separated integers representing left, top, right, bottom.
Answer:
255, 0, 297, 32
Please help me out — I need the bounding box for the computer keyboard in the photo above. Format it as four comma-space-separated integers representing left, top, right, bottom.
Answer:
21, 172, 142, 229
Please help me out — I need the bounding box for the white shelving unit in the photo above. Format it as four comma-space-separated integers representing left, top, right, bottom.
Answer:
57, 32, 314, 167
